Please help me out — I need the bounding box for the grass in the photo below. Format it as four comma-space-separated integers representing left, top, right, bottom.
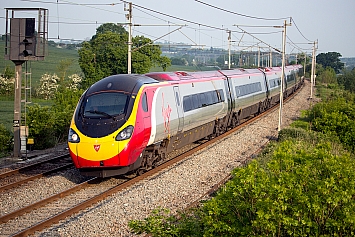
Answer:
0, 40, 82, 87
0, 95, 53, 132
0, 98, 15, 131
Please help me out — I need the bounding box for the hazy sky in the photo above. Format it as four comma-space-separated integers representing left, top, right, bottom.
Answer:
1, 0, 354, 57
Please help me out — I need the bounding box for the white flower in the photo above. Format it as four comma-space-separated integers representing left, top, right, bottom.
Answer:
67, 74, 82, 91
0, 76, 15, 95
36, 73, 59, 100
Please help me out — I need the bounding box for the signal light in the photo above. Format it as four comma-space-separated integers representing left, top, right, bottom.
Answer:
22, 36, 35, 57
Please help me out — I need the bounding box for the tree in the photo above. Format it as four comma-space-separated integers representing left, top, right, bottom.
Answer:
316, 52, 344, 73
79, 23, 168, 88
57, 59, 74, 81
94, 23, 127, 37
338, 68, 355, 92
156, 56, 171, 71
296, 52, 311, 65
317, 66, 337, 84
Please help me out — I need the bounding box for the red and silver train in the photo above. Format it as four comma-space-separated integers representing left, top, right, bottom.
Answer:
68, 65, 303, 177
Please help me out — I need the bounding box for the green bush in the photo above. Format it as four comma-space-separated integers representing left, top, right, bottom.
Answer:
26, 87, 83, 149
27, 104, 56, 149
0, 123, 12, 156
129, 208, 203, 237
289, 120, 310, 130
307, 98, 355, 151
200, 140, 355, 236
278, 127, 313, 142
130, 137, 355, 236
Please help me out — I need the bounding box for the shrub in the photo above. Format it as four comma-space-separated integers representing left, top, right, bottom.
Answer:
26, 104, 56, 149
278, 127, 312, 142
200, 140, 355, 236
307, 98, 355, 151
26, 86, 83, 149
0, 75, 15, 96
36, 73, 60, 100
130, 137, 355, 236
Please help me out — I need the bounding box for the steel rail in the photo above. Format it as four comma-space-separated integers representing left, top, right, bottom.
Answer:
0, 163, 73, 192
0, 177, 98, 224
0, 153, 70, 179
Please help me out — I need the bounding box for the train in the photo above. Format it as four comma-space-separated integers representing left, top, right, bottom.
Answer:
68, 65, 304, 177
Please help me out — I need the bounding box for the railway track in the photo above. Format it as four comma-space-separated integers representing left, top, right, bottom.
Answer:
0, 154, 72, 192
0, 85, 304, 236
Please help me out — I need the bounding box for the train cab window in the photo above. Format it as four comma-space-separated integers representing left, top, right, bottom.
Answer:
183, 96, 192, 112
83, 92, 128, 118
142, 92, 148, 112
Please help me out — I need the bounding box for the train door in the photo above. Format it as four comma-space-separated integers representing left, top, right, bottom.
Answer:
173, 86, 184, 132
223, 76, 234, 127
141, 91, 151, 145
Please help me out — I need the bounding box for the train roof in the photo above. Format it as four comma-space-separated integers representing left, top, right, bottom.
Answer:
219, 68, 263, 77
86, 74, 158, 96
145, 71, 223, 81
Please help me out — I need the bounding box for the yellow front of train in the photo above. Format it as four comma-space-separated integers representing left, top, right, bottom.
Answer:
68, 74, 157, 177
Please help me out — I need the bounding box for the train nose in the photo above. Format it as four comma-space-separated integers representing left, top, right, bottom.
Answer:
76, 141, 120, 167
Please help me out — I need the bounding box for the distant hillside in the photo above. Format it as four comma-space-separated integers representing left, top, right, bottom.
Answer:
0, 40, 82, 87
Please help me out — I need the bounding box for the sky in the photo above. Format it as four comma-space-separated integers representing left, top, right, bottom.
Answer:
1, 0, 355, 58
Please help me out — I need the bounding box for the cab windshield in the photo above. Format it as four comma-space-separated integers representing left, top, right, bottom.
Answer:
83, 92, 129, 118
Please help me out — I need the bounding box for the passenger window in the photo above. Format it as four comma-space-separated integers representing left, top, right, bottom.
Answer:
212, 91, 218, 103
142, 92, 148, 112
236, 87, 240, 97
200, 93, 207, 107
192, 94, 200, 109
183, 96, 192, 112
206, 91, 213, 105
218, 90, 225, 102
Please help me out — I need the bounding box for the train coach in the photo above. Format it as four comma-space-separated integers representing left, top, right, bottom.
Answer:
68, 65, 303, 177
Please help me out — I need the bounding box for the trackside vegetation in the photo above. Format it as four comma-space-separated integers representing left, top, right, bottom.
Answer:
128, 83, 355, 236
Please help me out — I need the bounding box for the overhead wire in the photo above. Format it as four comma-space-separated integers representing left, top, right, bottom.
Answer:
194, 0, 289, 21
193, 1, 315, 56
130, 2, 225, 31
129, 1, 289, 52
130, 2, 226, 49
291, 18, 313, 42
17, 0, 312, 56
236, 26, 281, 53
20, 0, 123, 6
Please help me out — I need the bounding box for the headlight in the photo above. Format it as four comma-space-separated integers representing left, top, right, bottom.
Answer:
68, 128, 80, 143
115, 125, 134, 141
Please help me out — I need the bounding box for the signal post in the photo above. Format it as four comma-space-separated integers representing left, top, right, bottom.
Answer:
4, 8, 48, 158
